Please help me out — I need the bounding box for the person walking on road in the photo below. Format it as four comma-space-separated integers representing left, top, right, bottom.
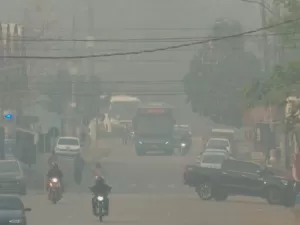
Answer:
74, 153, 85, 185
48, 150, 58, 168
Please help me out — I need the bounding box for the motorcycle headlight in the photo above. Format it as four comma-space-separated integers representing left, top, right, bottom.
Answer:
181, 143, 186, 147
52, 178, 58, 183
281, 180, 288, 186
97, 196, 104, 201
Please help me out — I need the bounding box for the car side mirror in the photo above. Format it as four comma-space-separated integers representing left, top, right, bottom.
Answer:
24, 208, 32, 212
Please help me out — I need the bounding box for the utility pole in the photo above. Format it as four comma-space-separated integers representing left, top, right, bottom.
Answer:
261, 0, 269, 74
87, 0, 98, 140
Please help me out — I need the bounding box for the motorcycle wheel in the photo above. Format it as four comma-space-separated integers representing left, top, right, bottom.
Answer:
51, 190, 57, 204
98, 203, 103, 222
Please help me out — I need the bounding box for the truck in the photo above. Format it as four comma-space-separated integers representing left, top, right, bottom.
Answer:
183, 158, 296, 206
132, 102, 176, 156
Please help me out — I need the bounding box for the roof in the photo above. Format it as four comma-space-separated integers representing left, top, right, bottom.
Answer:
139, 102, 173, 109
0, 159, 18, 163
58, 136, 79, 140
208, 138, 230, 141
202, 151, 227, 156
110, 95, 140, 102
204, 148, 228, 152
212, 129, 235, 133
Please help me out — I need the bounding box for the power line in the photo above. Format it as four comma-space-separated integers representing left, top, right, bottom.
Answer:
1, 17, 299, 59
4, 32, 300, 43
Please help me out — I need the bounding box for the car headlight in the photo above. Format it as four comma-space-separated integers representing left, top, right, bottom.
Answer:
181, 143, 186, 147
138, 141, 143, 144
97, 196, 104, 201
9, 219, 22, 224
281, 180, 288, 186
165, 141, 169, 144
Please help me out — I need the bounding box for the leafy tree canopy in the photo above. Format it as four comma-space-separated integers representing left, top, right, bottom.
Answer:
184, 18, 262, 127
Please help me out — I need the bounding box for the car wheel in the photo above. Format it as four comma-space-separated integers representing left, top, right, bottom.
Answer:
196, 182, 213, 200
165, 149, 174, 156
266, 187, 282, 205
136, 149, 145, 156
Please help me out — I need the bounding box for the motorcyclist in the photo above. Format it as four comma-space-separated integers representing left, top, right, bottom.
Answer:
74, 153, 85, 185
90, 176, 111, 215
93, 162, 102, 178
47, 163, 64, 194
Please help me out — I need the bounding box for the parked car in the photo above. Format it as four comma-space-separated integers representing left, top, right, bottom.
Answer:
0, 160, 26, 195
184, 159, 297, 206
0, 195, 31, 225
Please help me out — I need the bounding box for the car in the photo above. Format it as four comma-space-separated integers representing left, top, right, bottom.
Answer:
199, 151, 227, 169
54, 137, 81, 156
0, 195, 31, 225
184, 159, 297, 206
0, 160, 26, 195
205, 138, 231, 153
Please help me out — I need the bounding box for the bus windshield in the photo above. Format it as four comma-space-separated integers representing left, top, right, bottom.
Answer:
136, 114, 174, 135
110, 101, 139, 120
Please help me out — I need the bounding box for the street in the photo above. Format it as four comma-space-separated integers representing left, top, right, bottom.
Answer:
22, 137, 297, 225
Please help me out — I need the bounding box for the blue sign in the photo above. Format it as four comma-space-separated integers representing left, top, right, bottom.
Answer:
4, 114, 13, 120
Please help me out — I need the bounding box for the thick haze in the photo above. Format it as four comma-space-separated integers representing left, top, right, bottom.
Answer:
1, 0, 262, 130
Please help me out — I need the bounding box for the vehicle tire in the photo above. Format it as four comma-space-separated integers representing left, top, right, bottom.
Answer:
165, 149, 174, 156
136, 149, 145, 156
266, 187, 282, 205
213, 190, 228, 201
98, 203, 103, 222
195, 182, 213, 200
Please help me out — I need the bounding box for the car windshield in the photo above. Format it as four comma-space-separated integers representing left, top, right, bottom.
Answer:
0, 161, 20, 173
0, 197, 23, 210
201, 154, 226, 164
58, 138, 79, 146
207, 139, 229, 148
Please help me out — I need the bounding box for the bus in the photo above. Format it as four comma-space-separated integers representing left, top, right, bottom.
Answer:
107, 95, 141, 133
133, 102, 176, 156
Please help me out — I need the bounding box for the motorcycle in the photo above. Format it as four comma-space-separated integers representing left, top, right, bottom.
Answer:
48, 177, 61, 204
179, 142, 188, 156
95, 195, 106, 222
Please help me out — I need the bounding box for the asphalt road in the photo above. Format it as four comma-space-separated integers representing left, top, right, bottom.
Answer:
20, 137, 298, 225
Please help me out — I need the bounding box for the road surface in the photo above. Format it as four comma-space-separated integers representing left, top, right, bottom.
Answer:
21, 137, 297, 225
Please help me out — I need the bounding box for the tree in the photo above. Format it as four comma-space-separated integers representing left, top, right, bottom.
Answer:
184, 18, 262, 127
245, 0, 300, 106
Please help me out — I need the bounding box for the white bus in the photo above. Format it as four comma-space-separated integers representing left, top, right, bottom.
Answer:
105, 95, 141, 131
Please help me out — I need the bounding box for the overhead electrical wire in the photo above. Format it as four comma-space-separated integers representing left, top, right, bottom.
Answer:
4, 32, 300, 43
1, 17, 299, 59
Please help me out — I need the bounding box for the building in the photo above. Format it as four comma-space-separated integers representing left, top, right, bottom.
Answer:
0, 23, 28, 112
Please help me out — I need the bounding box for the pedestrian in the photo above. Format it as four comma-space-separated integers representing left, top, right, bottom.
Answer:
74, 153, 85, 185
48, 150, 58, 168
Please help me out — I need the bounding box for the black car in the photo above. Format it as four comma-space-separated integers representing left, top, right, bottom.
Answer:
0, 160, 27, 195
0, 195, 31, 225
184, 159, 297, 206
